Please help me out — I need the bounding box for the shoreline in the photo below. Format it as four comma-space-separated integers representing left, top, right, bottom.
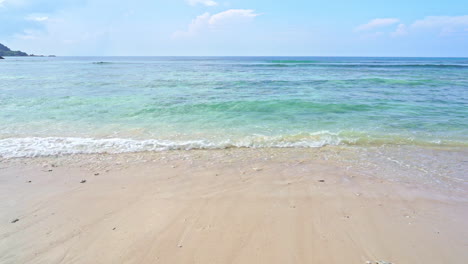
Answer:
2, 145, 466, 196
1, 147, 467, 263
1, 134, 467, 159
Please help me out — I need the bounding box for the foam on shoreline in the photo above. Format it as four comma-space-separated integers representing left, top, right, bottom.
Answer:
1, 133, 466, 158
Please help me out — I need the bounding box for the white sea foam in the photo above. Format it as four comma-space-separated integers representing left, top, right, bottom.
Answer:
0, 133, 346, 158
0, 131, 460, 158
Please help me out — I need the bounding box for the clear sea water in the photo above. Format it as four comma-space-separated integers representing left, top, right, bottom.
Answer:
0, 56, 467, 158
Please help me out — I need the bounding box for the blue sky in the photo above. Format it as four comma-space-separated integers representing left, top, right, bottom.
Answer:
1, 0, 467, 56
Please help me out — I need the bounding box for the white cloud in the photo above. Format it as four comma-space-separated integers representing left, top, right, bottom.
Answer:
391, 23, 408, 37
15, 29, 39, 40
173, 12, 210, 38
173, 9, 259, 38
209, 9, 259, 26
355, 18, 400, 31
0, 0, 25, 8
26, 15, 49, 22
411, 15, 468, 36
412, 15, 468, 28
355, 15, 468, 37
187, 0, 218, 6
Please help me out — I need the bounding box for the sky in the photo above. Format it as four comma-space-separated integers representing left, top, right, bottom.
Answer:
0, 0, 467, 56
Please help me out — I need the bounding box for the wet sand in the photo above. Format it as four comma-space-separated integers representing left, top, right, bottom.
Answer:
1, 148, 467, 264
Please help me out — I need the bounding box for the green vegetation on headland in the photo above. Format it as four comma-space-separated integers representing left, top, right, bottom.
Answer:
0, 43, 55, 57
0, 43, 28, 56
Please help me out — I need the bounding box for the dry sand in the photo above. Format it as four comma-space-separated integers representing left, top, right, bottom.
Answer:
1, 148, 467, 264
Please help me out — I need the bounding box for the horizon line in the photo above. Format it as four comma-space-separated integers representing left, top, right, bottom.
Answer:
7, 55, 468, 58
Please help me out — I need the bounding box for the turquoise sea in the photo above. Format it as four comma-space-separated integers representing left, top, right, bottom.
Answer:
0, 56, 467, 158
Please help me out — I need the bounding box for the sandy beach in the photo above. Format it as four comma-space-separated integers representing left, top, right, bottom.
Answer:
1, 147, 467, 264
2, 0, 468, 262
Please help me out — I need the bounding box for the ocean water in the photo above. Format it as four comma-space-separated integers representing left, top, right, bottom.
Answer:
0, 56, 467, 158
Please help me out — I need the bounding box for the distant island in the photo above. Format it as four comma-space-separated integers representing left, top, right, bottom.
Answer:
0, 43, 55, 58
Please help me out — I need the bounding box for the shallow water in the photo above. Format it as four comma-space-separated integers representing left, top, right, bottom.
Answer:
0, 56, 467, 157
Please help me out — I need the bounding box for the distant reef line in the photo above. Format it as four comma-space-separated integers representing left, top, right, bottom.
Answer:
0, 43, 55, 58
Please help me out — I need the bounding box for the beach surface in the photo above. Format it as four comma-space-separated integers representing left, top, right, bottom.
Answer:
1, 147, 467, 264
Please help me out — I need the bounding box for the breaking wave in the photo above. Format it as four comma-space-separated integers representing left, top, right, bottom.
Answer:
0, 132, 465, 158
